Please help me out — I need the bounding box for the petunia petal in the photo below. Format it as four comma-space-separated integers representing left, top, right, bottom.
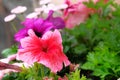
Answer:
16, 29, 70, 73
46, 10, 65, 29
42, 29, 62, 45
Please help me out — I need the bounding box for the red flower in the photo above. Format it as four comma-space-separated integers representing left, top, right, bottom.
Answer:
16, 29, 70, 73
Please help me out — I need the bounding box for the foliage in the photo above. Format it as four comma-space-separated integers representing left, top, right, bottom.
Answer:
67, 69, 87, 80
2, 62, 52, 80
81, 43, 120, 80
2, 72, 19, 80
2, 65, 87, 80
2, 0, 120, 80
1, 45, 17, 57
61, 0, 120, 79
62, 0, 120, 63
62, 0, 107, 63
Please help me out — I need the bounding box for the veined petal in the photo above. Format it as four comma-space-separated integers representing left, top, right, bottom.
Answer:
17, 29, 70, 73
42, 29, 62, 44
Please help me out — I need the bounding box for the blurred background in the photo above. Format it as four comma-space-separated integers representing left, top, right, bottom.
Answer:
0, 0, 65, 58
0, 0, 34, 57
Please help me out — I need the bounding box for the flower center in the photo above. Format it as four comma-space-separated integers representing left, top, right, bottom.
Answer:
42, 46, 48, 53
35, 31, 42, 37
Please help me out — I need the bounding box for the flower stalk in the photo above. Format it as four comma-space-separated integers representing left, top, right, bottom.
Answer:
11, 22, 17, 32
0, 61, 22, 72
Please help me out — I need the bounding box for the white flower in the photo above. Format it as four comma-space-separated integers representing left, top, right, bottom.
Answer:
4, 14, 16, 22
47, 3, 56, 11
11, 6, 27, 14
50, 0, 64, 5
41, 5, 49, 13
13, 63, 30, 68
47, 3, 56, 9
118, 78, 120, 80
26, 12, 39, 18
56, 4, 68, 10
42, 4, 57, 13
39, 0, 51, 5
71, 0, 80, 3
0, 59, 9, 63
0, 54, 16, 63
34, 7, 43, 14
41, 5, 47, 10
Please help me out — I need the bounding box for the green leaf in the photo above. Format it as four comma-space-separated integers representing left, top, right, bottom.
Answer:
67, 69, 87, 80
1, 45, 18, 57
81, 43, 120, 79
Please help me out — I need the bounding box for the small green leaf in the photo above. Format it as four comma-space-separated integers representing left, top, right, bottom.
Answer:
67, 69, 87, 80
1, 45, 18, 57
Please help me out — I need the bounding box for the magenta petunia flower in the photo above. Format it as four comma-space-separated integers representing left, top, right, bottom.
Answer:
15, 18, 53, 42
16, 29, 70, 73
15, 10, 65, 42
46, 10, 65, 29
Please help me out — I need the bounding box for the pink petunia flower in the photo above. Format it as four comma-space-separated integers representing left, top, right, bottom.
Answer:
63, 0, 91, 28
63, 0, 108, 28
16, 29, 70, 73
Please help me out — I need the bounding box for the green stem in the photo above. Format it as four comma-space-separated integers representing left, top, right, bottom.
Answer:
11, 22, 17, 32
50, 72, 57, 80
41, 64, 45, 78
50, 72, 53, 77
17, 14, 24, 21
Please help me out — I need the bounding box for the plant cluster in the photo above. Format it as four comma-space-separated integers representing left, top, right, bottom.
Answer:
1, 0, 120, 80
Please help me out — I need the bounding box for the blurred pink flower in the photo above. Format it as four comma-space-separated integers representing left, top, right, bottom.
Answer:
0, 54, 30, 79
63, 0, 90, 28
0, 62, 29, 80
16, 29, 70, 73
63, 0, 108, 28
0, 54, 16, 63
0, 61, 22, 79
0, 69, 17, 80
